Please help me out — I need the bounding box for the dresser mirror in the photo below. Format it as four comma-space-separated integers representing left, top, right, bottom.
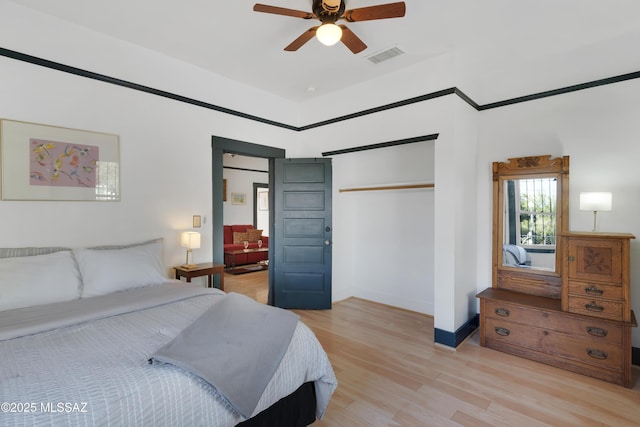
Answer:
492, 155, 570, 298
502, 177, 558, 271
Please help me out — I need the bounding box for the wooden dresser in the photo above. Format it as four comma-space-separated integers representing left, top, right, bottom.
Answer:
478, 232, 636, 387
478, 154, 636, 388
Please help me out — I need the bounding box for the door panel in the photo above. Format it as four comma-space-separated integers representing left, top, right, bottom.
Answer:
283, 246, 324, 263
273, 158, 332, 309
284, 192, 325, 210
284, 218, 325, 236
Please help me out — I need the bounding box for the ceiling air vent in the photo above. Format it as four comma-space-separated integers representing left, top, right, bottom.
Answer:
366, 47, 404, 64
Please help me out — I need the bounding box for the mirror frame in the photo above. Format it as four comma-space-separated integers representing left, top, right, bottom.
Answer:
492, 155, 570, 299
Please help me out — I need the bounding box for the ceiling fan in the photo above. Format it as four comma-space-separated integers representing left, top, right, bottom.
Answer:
253, 0, 406, 54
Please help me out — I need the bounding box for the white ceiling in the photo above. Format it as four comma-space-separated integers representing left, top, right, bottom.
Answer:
9, 0, 640, 104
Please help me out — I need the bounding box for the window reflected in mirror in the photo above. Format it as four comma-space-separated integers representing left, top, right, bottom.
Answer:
502, 177, 557, 271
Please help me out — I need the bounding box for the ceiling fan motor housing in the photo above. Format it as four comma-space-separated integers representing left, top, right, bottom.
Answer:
314, 0, 345, 23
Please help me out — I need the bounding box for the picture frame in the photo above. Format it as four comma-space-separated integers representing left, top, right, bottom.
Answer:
231, 192, 246, 205
223, 178, 227, 202
0, 119, 120, 201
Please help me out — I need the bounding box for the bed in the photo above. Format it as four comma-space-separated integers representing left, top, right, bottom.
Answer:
0, 239, 337, 426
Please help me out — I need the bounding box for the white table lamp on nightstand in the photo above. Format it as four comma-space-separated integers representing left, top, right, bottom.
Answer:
580, 192, 612, 232
181, 231, 201, 268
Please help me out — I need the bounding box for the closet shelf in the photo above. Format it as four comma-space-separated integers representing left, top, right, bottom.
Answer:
339, 182, 435, 193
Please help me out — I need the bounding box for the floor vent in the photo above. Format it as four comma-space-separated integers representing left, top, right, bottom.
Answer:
366, 46, 404, 64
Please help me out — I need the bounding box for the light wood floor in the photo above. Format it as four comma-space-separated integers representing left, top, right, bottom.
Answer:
223, 269, 269, 304
225, 270, 640, 426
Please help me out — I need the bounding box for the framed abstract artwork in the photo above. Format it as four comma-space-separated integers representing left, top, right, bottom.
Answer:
0, 119, 120, 201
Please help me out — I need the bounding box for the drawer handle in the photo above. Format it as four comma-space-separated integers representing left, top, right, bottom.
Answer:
584, 285, 604, 296
494, 327, 510, 337
586, 326, 608, 337
494, 308, 510, 317
587, 348, 608, 360
585, 302, 604, 312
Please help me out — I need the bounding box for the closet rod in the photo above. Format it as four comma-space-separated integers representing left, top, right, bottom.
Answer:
339, 183, 435, 193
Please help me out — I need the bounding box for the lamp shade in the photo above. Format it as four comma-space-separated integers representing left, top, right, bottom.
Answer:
181, 231, 201, 249
579, 192, 612, 211
316, 23, 342, 46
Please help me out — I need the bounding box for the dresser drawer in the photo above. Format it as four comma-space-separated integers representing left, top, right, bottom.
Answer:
484, 318, 622, 371
567, 295, 623, 321
483, 300, 622, 344
567, 280, 623, 300
478, 288, 634, 387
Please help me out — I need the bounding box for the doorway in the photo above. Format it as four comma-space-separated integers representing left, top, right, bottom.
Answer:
212, 137, 333, 309
212, 136, 284, 305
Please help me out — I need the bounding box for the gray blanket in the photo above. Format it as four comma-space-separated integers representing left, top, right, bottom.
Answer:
150, 292, 300, 418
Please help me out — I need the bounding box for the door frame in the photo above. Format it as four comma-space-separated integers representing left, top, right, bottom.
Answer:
211, 136, 285, 303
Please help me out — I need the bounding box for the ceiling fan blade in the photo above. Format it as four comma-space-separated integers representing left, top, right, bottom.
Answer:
341, 1, 406, 22
253, 4, 315, 19
339, 25, 367, 54
284, 27, 319, 51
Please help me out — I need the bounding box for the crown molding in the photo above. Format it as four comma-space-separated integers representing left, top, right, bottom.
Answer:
2, 46, 639, 132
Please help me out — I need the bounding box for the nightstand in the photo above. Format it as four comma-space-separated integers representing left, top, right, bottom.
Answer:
174, 262, 225, 291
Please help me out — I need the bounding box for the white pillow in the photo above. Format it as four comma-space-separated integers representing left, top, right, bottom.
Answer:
74, 240, 167, 298
0, 251, 82, 311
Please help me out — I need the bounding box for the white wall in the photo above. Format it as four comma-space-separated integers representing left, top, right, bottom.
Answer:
451, 98, 480, 331
297, 52, 456, 126
431, 95, 479, 334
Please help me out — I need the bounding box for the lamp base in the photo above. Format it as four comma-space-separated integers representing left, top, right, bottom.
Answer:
181, 263, 198, 269
183, 248, 196, 269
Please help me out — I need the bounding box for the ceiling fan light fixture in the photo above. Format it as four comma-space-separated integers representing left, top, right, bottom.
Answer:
316, 23, 342, 46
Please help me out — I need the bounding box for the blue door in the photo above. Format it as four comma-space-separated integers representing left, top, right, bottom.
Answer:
272, 158, 332, 309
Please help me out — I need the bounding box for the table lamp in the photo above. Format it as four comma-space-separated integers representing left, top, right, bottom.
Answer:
579, 192, 612, 232
181, 231, 201, 268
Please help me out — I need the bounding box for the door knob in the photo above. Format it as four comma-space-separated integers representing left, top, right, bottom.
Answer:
324, 240, 331, 246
